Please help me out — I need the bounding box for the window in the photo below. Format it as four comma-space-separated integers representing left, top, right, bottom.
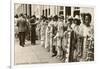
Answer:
65, 7, 71, 16
43, 10, 44, 16
74, 10, 80, 17
59, 11, 63, 16
29, 4, 31, 16
74, 7, 80, 9
45, 9, 47, 17
49, 8, 50, 15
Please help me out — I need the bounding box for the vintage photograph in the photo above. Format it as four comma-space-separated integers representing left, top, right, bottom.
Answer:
14, 3, 94, 65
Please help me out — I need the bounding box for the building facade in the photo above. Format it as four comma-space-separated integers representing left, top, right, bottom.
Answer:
14, 4, 94, 23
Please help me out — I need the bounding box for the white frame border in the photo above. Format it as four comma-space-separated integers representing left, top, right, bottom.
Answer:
10, 0, 96, 69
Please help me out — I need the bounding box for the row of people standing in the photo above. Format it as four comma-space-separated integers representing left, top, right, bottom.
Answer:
38, 13, 94, 62
14, 13, 94, 62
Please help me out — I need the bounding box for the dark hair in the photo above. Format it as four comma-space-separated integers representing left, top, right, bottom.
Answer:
74, 19, 81, 25
53, 15, 58, 21
14, 14, 18, 18
27, 15, 30, 19
41, 16, 47, 20
61, 16, 64, 19
85, 13, 92, 22
40, 15, 44, 19
31, 15, 36, 19
36, 18, 39, 20
19, 13, 24, 17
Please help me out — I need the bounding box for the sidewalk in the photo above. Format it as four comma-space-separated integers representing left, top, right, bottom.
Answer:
15, 39, 62, 65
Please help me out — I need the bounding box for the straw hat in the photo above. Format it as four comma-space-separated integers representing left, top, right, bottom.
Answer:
74, 15, 80, 20
59, 16, 64, 19
68, 16, 73, 20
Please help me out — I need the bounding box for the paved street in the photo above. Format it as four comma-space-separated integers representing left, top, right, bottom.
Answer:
15, 39, 62, 65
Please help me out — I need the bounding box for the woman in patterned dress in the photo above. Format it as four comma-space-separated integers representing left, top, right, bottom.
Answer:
52, 15, 58, 57
49, 18, 54, 56
54, 16, 64, 60
40, 16, 47, 47
63, 16, 73, 62
69, 15, 81, 62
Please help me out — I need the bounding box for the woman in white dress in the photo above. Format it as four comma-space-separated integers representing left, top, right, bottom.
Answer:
45, 17, 52, 52
40, 16, 47, 47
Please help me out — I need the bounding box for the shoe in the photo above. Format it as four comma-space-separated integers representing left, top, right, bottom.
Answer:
52, 54, 56, 57
59, 56, 63, 60
31, 43, 35, 45
21, 44, 24, 47
52, 55, 56, 57
20, 45, 24, 47
56, 56, 60, 59
60, 58, 65, 62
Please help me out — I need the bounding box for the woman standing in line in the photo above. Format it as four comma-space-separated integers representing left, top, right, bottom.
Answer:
79, 13, 94, 61
54, 16, 64, 60
40, 16, 47, 47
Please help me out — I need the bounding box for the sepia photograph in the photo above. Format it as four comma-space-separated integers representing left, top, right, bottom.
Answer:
14, 3, 94, 65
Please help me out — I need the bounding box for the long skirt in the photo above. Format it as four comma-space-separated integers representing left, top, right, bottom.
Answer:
45, 28, 50, 51
56, 37, 63, 58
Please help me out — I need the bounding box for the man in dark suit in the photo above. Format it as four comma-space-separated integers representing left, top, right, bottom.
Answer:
30, 15, 36, 45
17, 14, 28, 47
